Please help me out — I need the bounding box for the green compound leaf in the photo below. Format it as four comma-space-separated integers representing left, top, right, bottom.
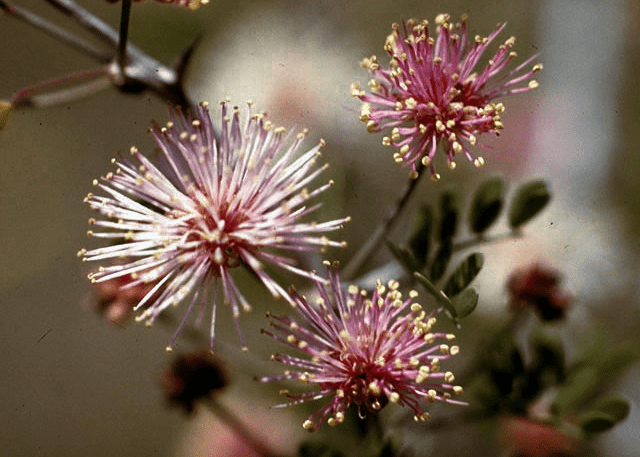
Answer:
386, 241, 422, 274
508, 180, 551, 229
451, 287, 478, 318
442, 252, 484, 297
408, 205, 433, 267
469, 177, 505, 234
414, 272, 457, 318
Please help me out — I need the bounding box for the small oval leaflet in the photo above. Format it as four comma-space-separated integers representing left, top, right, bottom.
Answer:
408, 205, 433, 267
429, 242, 452, 282
451, 287, 478, 318
469, 177, 504, 234
443, 252, 484, 297
438, 190, 459, 242
508, 180, 551, 229
589, 394, 631, 423
578, 411, 617, 434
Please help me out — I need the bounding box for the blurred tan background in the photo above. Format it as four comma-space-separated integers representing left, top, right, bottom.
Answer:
1, 1, 640, 456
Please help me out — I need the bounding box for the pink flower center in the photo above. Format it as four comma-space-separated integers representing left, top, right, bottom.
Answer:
176, 198, 254, 271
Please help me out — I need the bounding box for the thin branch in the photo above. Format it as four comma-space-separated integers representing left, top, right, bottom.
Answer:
342, 164, 425, 280
203, 398, 282, 457
4, 0, 193, 110
0, 1, 111, 62
43, 0, 191, 107
27, 77, 112, 109
44, 0, 120, 47
10, 67, 110, 108
44, 0, 157, 66
452, 231, 523, 253
115, 0, 132, 82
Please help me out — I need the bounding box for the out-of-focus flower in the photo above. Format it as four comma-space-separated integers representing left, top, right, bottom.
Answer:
162, 351, 229, 414
353, 13, 542, 179
259, 262, 465, 431
507, 264, 573, 321
85, 272, 159, 326
105, 0, 209, 9
500, 416, 578, 457
78, 101, 349, 351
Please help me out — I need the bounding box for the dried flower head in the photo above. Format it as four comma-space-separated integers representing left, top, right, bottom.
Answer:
353, 14, 542, 179
162, 351, 229, 414
79, 101, 349, 351
259, 262, 465, 431
105, 0, 209, 9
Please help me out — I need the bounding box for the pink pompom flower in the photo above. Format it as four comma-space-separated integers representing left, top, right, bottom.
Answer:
79, 101, 349, 351
353, 14, 542, 179
259, 263, 465, 431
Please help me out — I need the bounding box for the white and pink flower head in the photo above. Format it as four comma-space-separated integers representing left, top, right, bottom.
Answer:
259, 262, 465, 431
79, 101, 349, 351
353, 13, 542, 179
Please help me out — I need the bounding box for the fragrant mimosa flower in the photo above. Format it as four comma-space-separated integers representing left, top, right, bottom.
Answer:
79, 101, 349, 351
259, 262, 465, 431
352, 14, 542, 179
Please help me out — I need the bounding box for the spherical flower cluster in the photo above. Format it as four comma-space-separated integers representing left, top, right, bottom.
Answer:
352, 14, 542, 179
105, 0, 208, 9
79, 101, 349, 351
259, 263, 465, 431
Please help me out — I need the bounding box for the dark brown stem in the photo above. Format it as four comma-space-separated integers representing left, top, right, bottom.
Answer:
116, 0, 133, 82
